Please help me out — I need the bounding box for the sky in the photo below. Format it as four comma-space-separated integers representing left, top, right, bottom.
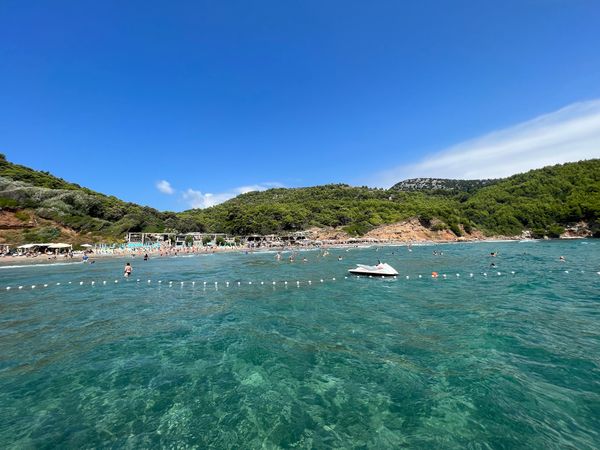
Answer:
1, 0, 600, 211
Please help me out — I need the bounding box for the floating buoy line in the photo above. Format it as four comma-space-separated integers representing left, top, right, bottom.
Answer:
2, 270, 598, 292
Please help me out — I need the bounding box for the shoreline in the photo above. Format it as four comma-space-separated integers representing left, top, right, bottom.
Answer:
0, 236, 584, 268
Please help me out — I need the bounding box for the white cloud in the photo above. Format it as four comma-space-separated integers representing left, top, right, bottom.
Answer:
374, 99, 600, 186
182, 182, 284, 209
156, 179, 175, 195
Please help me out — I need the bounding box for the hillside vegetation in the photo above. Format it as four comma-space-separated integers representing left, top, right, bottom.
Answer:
0, 154, 204, 242
1, 152, 599, 243
182, 159, 600, 237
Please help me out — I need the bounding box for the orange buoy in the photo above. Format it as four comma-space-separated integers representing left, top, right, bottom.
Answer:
431, 271, 438, 278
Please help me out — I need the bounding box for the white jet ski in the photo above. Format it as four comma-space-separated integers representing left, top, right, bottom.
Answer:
348, 262, 398, 277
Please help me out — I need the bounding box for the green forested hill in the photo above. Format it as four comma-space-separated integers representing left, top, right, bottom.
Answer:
464, 159, 600, 236
0, 154, 204, 241
183, 159, 600, 237
179, 185, 468, 236
390, 178, 497, 193
1, 152, 599, 243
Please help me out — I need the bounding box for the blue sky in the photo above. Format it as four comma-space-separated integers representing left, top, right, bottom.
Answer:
1, 1, 600, 211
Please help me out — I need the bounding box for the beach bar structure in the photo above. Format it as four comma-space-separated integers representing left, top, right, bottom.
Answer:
126, 231, 313, 248
126, 232, 231, 247
16, 243, 73, 255
240, 231, 310, 247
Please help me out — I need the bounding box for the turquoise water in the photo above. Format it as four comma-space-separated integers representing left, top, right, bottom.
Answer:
1, 241, 599, 449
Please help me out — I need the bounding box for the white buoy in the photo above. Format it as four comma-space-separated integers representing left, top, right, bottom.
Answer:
418, 275, 422, 279
497, 272, 501, 276
260, 281, 264, 285
237, 281, 241, 286
442, 274, 447, 278
148, 279, 151, 283
19, 286, 23, 290
214, 281, 218, 285
272, 281, 276, 285
296, 281, 300, 285
136, 279, 140, 282
483, 273, 487, 277
226, 282, 229, 286
115, 280, 118, 283
80, 281, 84, 285
344, 276, 348, 279
394, 276, 397, 279
564, 270, 569, 274
103, 281, 106, 285
91, 281, 95, 285
68, 281, 72, 284
158, 280, 162, 284
56, 282, 61, 286
308, 280, 312, 284
470, 273, 474, 277
203, 281, 207, 285
456, 273, 460, 277
192, 281, 195, 286
511, 271, 515, 275
332, 278, 336, 281
406, 275, 409, 279
6, 287, 10, 290
32, 285, 36, 289
320, 279, 323, 283
249, 281, 252, 285
181, 281, 184, 285
43, 284, 48, 287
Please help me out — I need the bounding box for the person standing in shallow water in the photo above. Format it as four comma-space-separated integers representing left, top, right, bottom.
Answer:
124, 262, 132, 278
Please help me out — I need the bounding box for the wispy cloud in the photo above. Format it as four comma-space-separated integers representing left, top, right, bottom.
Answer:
156, 179, 175, 195
182, 182, 284, 209
374, 99, 600, 186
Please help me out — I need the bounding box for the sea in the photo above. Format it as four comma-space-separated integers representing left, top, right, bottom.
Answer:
0, 240, 599, 449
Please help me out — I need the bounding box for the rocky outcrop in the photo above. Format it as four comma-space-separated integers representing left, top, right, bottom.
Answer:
305, 218, 489, 243
363, 218, 487, 242
0, 210, 35, 229
560, 221, 594, 238
305, 227, 352, 241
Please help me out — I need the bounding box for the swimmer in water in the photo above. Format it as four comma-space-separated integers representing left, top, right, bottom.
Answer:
559, 256, 566, 262
124, 262, 132, 278
338, 256, 343, 261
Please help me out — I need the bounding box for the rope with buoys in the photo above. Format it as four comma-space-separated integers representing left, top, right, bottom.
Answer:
3, 270, 598, 292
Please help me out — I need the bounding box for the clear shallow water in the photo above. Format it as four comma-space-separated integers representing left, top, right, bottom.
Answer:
1, 241, 599, 449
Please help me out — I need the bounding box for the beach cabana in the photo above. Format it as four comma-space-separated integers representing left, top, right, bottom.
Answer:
16, 243, 40, 255
47, 243, 73, 254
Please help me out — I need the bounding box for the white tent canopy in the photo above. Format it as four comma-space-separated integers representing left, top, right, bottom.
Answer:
48, 243, 72, 249
17, 243, 72, 250
17, 243, 38, 249
80, 244, 93, 248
